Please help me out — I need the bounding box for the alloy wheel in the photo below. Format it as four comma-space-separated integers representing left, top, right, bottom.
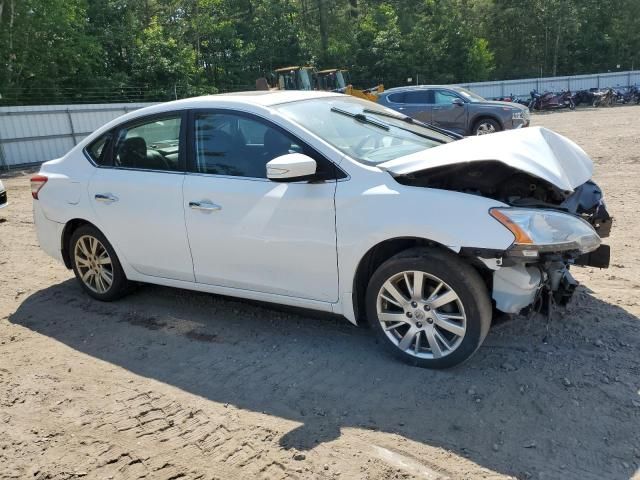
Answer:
376, 271, 467, 359
74, 235, 114, 294
476, 122, 496, 135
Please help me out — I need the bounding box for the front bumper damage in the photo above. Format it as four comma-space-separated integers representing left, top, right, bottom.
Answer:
491, 258, 582, 315
483, 180, 611, 316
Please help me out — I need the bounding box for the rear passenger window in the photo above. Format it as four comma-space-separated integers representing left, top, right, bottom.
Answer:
387, 92, 405, 103
403, 90, 432, 104
86, 133, 112, 166
113, 116, 182, 171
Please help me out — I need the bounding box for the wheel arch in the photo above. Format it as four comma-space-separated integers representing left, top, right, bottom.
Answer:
61, 218, 100, 269
350, 237, 455, 325
470, 114, 503, 134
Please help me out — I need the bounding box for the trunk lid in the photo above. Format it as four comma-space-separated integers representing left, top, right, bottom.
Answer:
378, 126, 593, 192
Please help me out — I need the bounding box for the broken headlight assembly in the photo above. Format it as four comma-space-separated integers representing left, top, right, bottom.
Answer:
490, 207, 601, 258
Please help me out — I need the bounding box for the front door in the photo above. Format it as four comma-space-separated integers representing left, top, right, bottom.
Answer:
183, 110, 339, 302
430, 89, 467, 134
88, 113, 195, 282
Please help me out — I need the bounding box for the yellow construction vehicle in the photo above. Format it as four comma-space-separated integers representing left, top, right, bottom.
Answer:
256, 66, 315, 91
345, 83, 384, 102
316, 68, 383, 102
315, 68, 349, 91
256, 66, 383, 102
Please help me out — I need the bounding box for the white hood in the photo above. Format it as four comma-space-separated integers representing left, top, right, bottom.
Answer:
379, 127, 593, 192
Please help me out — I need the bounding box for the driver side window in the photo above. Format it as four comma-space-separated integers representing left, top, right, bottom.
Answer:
193, 113, 303, 178
434, 90, 460, 105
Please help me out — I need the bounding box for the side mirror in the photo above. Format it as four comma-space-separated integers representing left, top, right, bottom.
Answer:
452, 97, 464, 106
266, 153, 317, 182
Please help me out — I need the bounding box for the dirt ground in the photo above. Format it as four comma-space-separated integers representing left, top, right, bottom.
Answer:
1, 106, 639, 480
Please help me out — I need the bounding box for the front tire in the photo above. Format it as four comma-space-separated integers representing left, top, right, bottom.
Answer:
70, 225, 130, 301
473, 118, 501, 135
366, 248, 492, 369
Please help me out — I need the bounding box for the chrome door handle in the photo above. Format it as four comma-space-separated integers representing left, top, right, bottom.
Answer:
189, 200, 222, 211
95, 193, 118, 203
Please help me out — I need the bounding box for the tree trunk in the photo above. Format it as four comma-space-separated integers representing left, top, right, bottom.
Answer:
349, 0, 358, 18
317, 0, 328, 64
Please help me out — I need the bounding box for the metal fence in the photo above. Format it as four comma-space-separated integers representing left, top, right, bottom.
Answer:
3, 69, 640, 170
0, 103, 155, 170
457, 70, 640, 99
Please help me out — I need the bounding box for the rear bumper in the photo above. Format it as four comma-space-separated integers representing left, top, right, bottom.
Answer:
33, 202, 64, 263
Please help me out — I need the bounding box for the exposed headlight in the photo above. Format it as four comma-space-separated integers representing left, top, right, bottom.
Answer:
490, 208, 601, 255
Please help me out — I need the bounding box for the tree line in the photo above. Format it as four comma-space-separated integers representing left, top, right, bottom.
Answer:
1, 0, 639, 104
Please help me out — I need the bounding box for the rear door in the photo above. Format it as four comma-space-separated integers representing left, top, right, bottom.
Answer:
430, 89, 467, 134
387, 90, 433, 123
403, 90, 433, 123
87, 112, 195, 282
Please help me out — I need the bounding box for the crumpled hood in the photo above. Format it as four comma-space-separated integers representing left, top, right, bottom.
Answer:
379, 126, 593, 192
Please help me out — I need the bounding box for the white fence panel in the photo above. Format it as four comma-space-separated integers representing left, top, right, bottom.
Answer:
458, 70, 640, 99
0, 102, 155, 169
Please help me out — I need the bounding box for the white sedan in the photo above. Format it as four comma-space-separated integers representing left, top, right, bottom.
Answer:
31, 91, 611, 368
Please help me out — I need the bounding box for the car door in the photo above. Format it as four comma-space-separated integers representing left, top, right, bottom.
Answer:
387, 90, 433, 123
182, 109, 340, 302
430, 89, 467, 134
87, 112, 195, 282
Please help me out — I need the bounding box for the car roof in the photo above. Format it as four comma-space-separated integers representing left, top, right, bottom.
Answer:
76, 90, 346, 145
150, 90, 342, 110
383, 85, 463, 93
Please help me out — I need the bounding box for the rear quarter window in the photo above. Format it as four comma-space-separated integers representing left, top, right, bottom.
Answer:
86, 133, 112, 166
386, 92, 405, 103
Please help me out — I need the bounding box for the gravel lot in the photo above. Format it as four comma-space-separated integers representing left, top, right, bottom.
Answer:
1, 106, 639, 480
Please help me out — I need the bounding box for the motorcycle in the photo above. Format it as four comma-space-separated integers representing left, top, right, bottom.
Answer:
621, 85, 640, 104
592, 88, 616, 107
573, 89, 596, 107
529, 89, 575, 111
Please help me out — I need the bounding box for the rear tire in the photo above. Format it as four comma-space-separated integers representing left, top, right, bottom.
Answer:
70, 225, 130, 301
365, 248, 492, 369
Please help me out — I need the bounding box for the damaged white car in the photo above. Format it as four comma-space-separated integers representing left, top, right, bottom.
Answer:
32, 92, 611, 368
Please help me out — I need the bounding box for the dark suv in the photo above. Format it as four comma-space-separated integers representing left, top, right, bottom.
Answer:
378, 85, 530, 136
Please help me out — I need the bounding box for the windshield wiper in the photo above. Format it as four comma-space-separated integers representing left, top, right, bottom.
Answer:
330, 107, 389, 130
363, 109, 463, 140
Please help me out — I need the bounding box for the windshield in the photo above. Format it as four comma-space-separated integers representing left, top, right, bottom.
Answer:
273, 96, 452, 165
298, 69, 313, 90
455, 87, 486, 102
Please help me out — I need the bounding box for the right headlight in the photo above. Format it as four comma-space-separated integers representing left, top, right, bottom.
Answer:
490, 208, 601, 255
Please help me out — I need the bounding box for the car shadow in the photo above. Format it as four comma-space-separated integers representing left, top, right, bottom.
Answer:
9, 279, 640, 479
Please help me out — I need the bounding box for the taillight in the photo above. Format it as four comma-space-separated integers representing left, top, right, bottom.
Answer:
30, 175, 48, 199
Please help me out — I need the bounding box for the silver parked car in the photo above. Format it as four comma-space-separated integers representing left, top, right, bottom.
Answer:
378, 85, 530, 136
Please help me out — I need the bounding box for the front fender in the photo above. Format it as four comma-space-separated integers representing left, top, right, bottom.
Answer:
334, 178, 514, 320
